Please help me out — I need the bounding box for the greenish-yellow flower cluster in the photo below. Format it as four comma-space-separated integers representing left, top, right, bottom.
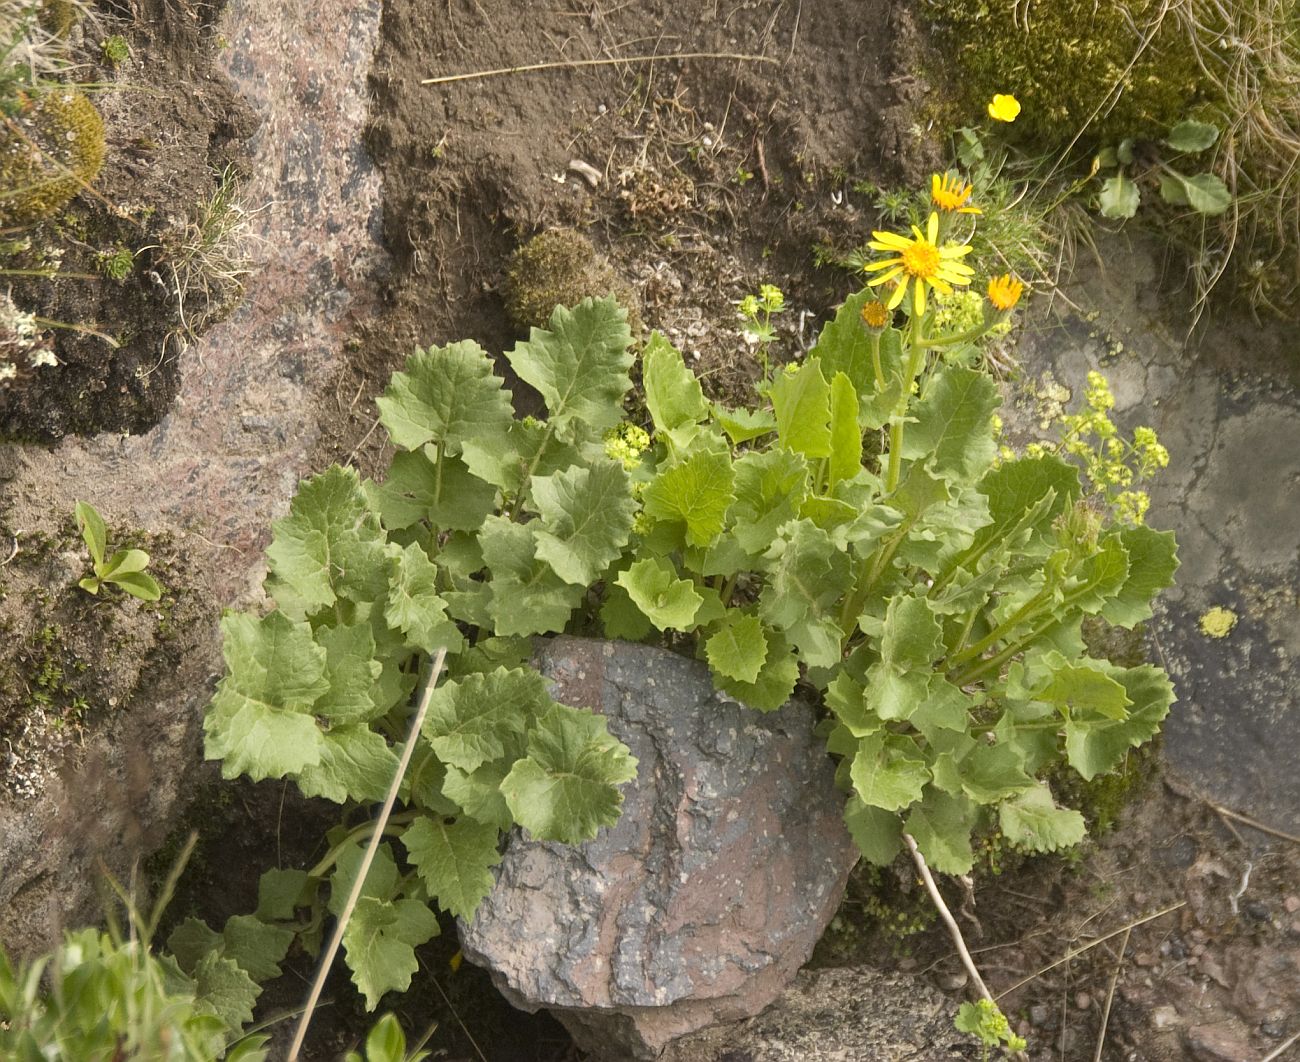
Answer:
603, 423, 650, 471
1028, 370, 1168, 526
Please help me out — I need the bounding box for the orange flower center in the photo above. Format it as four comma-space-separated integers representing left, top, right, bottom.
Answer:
901, 242, 941, 279
861, 300, 889, 328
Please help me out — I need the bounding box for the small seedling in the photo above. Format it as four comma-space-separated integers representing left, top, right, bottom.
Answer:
75, 500, 162, 601
96, 246, 133, 281
101, 34, 130, 65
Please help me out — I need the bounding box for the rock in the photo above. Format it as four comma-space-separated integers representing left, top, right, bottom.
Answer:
658, 965, 971, 1061
1184, 1020, 1260, 1062
459, 637, 858, 1060
1152, 1005, 1182, 1029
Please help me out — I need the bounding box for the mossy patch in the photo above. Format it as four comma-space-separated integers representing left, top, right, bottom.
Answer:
924, 0, 1211, 147
0, 88, 105, 227
504, 228, 642, 337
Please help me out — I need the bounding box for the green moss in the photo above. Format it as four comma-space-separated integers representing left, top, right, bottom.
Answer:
504, 228, 641, 337
0, 88, 106, 227
37, 0, 82, 38
926, 0, 1211, 147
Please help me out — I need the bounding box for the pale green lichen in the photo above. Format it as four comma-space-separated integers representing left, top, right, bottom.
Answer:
1198, 606, 1238, 638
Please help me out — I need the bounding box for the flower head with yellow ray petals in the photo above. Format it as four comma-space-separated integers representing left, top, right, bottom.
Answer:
864, 212, 975, 317
986, 273, 1024, 312
931, 172, 981, 215
988, 94, 1021, 122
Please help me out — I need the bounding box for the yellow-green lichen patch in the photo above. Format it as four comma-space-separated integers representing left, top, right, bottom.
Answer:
0, 88, 106, 227
1198, 606, 1238, 638
504, 228, 641, 337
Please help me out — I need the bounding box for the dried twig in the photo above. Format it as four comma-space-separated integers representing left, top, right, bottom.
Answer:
422, 51, 778, 86
286, 648, 449, 1062
1213, 804, 1300, 846
995, 901, 1185, 1001
1261, 1028, 1300, 1062
903, 832, 993, 1003
1091, 926, 1130, 1062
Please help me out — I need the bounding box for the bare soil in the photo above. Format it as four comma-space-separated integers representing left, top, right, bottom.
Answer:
0, 0, 256, 442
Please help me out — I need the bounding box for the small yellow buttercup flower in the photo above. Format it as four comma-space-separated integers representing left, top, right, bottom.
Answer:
988, 93, 1021, 123
865, 212, 975, 317
986, 273, 1024, 312
860, 299, 890, 331
931, 173, 981, 214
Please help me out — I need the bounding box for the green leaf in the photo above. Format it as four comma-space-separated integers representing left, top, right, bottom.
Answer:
385, 543, 463, 655
403, 815, 501, 920
1161, 169, 1231, 216
256, 869, 309, 921
972, 455, 1079, 556
371, 447, 497, 533
1061, 536, 1130, 614
1036, 661, 1132, 720
342, 897, 440, 1011
998, 785, 1086, 853
266, 467, 389, 617
501, 704, 638, 842
220, 915, 294, 982
729, 449, 809, 555
905, 789, 977, 875
1065, 664, 1173, 780
1099, 174, 1140, 219
296, 724, 399, 804
901, 366, 999, 484
74, 500, 106, 567
826, 672, 880, 737
376, 341, 514, 454
504, 297, 633, 438
844, 796, 902, 865
166, 917, 222, 973
879, 594, 944, 669
99, 548, 150, 578
106, 570, 163, 602
365, 1014, 407, 1062
960, 741, 1034, 803
715, 630, 799, 712
712, 403, 776, 444
759, 520, 847, 668
770, 360, 832, 458
643, 448, 736, 547
909, 676, 975, 740
1101, 526, 1178, 627
850, 734, 930, 811
643, 332, 707, 434
423, 666, 551, 773
531, 460, 636, 585
599, 573, 655, 641
828, 372, 862, 487
204, 611, 328, 781
806, 290, 877, 399
705, 612, 769, 683
329, 842, 401, 917
1164, 120, 1219, 153
441, 759, 515, 830
479, 515, 585, 636
460, 418, 588, 495
190, 952, 260, 1031
616, 556, 703, 631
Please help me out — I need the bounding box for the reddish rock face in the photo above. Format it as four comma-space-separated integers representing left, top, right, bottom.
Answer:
458, 636, 859, 1060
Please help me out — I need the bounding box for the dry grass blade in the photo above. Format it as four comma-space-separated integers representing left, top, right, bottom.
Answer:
995, 901, 1186, 1002
286, 648, 449, 1062
422, 51, 778, 86
1091, 926, 1130, 1062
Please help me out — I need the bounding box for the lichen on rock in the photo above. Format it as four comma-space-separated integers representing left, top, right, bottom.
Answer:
0, 87, 106, 227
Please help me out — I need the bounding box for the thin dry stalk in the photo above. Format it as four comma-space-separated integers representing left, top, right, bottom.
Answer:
286, 648, 448, 1062
903, 832, 993, 1003
422, 51, 778, 86
1091, 926, 1130, 1062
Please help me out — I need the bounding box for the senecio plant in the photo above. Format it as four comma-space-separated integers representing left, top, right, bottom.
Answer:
200, 173, 1176, 1021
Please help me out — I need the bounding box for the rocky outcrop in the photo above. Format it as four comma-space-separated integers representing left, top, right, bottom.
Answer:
459, 636, 859, 1059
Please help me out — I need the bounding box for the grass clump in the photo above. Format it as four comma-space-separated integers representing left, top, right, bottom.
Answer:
504, 227, 641, 337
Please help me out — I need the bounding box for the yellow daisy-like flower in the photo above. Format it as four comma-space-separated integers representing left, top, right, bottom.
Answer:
860, 299, 890, 331
931, 173, 981, 214
988, 94, 1021, 123
987, 273, 1024, 311
865, 212, 975, 317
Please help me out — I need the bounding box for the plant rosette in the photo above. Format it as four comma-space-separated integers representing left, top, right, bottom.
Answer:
200, 198, 1176, 1015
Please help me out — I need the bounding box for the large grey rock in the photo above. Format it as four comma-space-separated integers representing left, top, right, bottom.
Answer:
459, 636, 859, 1059
660, 965, 973, 1061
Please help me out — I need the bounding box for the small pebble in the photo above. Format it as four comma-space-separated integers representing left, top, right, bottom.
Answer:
1029, 1004, 1050, 1026
1152, 1005, 1181, 1029
1283, 895, 1299, 914
937, 970, 968, 991
1074, 991, 1092, 1010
